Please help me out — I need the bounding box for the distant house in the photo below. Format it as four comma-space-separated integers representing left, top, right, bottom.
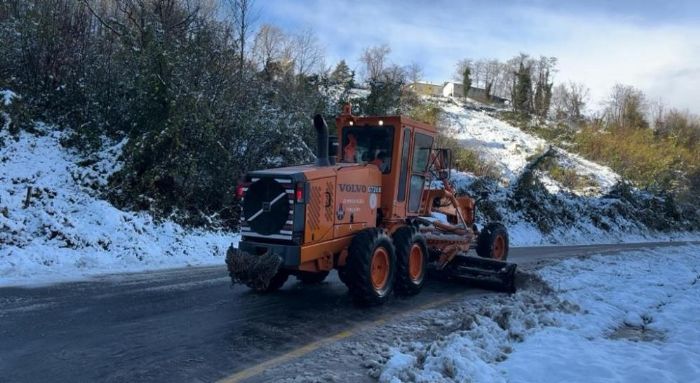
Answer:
467, 87, 509, 105
444, 82, 509, 105
409, 81, 509, 105
408, 81, 443, 96
442, 82, 464, 98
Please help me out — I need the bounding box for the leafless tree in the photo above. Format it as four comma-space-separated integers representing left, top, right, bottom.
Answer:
251, 23, 286, 71
360, 44, 391, 82
405, 61, 423, 84
605, 84, 648, 128
290, 27, 323, 76
226, 0, 257, 75
454, 59, 472, 83
552, 82, 589, 124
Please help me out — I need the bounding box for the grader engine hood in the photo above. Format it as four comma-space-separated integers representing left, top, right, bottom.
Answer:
240, 164, 382, 246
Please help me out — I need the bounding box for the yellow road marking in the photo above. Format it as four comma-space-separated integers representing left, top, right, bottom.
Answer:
219, 294, 459, 383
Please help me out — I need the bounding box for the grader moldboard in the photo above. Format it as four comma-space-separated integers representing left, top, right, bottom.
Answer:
226, 104, 517, 305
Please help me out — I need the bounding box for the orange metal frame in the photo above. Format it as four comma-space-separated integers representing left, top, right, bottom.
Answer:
294, 106, 476, 272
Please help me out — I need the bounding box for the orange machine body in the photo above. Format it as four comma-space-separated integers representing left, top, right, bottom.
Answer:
237, 108, 476, 273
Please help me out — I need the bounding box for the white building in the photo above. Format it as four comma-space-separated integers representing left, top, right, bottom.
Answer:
442, 82, 465, 97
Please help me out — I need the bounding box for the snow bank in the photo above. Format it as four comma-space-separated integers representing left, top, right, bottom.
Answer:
379, 244, 700, 382
438, 99, 698, 246
502, 245, 700, 382
441, 101, 619, 192
0, 127, 238, 287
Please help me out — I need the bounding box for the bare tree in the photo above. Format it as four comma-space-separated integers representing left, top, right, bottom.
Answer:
360, 44, 390, 82
290, 27, 323, 76
251, 23, 286, 71
552, 82, 589, 124
454, 58, 472, 83
481, 59, 500, 97
605, 84, 648, 128
648, 98, 666, 131
226, 0, 257, 75
405, 61, 423, 84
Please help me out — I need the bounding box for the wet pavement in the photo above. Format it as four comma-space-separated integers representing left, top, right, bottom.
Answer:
0, 241, 694, 382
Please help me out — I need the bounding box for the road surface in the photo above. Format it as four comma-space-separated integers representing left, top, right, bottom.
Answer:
0, 241, 695, 382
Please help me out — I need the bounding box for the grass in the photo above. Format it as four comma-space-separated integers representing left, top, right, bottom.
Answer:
573, 124, 699, 191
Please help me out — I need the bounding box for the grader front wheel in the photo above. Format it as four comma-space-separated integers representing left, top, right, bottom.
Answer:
476, 222, 509, 261
345, 228, 396, 306
393, 226, 428, 295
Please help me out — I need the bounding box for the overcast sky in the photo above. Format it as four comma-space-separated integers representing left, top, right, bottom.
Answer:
256, 0, 700, 114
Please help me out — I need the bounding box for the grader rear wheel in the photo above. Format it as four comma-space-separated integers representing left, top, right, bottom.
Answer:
345, 228, 396, 306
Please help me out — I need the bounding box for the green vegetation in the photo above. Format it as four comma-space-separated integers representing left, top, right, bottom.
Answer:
499, 111, 574, 143
574, 124, 699, 194
462, 66, 471, 98
437, 135, 500, 179
0, 1, 339, 227
408, 102, 442, 126
538, 156, 596, 191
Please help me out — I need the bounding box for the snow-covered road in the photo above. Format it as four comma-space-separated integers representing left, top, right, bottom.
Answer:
380, 244, 700, 383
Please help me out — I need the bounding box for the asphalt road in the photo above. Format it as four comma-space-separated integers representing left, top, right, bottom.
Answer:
0, 241, 695, 383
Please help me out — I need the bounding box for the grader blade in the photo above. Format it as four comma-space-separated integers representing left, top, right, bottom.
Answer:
445, 254, 517, 293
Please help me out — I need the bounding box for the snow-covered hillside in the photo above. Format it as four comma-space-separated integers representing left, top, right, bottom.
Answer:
379, 244, 700, 383
436, 97, 698, 246
0, 122, 237, 287
441, 101, 619, 192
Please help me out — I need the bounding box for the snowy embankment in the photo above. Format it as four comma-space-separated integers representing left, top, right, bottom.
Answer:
380, 244, 700, 383
0, 124, 238, 287
438, 98, 698, 246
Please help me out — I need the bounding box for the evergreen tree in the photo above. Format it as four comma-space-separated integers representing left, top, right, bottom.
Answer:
533, 70, 553, 119
361, 65, 406, 115
330, 60, 354, 88
513, 62, 532, 115
462, 66, 472, 98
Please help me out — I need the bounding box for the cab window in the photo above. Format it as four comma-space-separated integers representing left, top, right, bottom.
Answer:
340, 125, 395, 174
408, 132, 434, 212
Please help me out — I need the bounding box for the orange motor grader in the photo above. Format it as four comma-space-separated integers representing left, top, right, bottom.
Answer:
226, 105, 516, 305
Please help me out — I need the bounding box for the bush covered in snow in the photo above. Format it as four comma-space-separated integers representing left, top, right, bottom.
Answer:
0, 122, 236, 286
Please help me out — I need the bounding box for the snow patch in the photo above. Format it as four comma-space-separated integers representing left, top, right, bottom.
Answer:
379, 245, 700, 382
1, 89, 17, 106
0, 128, 238, 287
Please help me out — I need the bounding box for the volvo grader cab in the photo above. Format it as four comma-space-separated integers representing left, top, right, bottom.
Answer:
226, 104, 516, 305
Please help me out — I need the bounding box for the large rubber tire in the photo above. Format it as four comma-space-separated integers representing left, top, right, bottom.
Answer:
476, 222, 509, 261
345, 228, 396, 306
248, 270, 289, 293
392, 226, 428, 295
296, 271, 329, 284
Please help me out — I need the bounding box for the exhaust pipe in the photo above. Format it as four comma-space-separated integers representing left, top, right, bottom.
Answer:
314, 114, 330, 167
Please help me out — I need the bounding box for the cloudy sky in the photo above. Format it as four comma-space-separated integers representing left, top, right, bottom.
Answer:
257, 0, 700, 114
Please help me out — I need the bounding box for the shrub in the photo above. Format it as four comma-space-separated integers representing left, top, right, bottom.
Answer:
573, 124, 698, 192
